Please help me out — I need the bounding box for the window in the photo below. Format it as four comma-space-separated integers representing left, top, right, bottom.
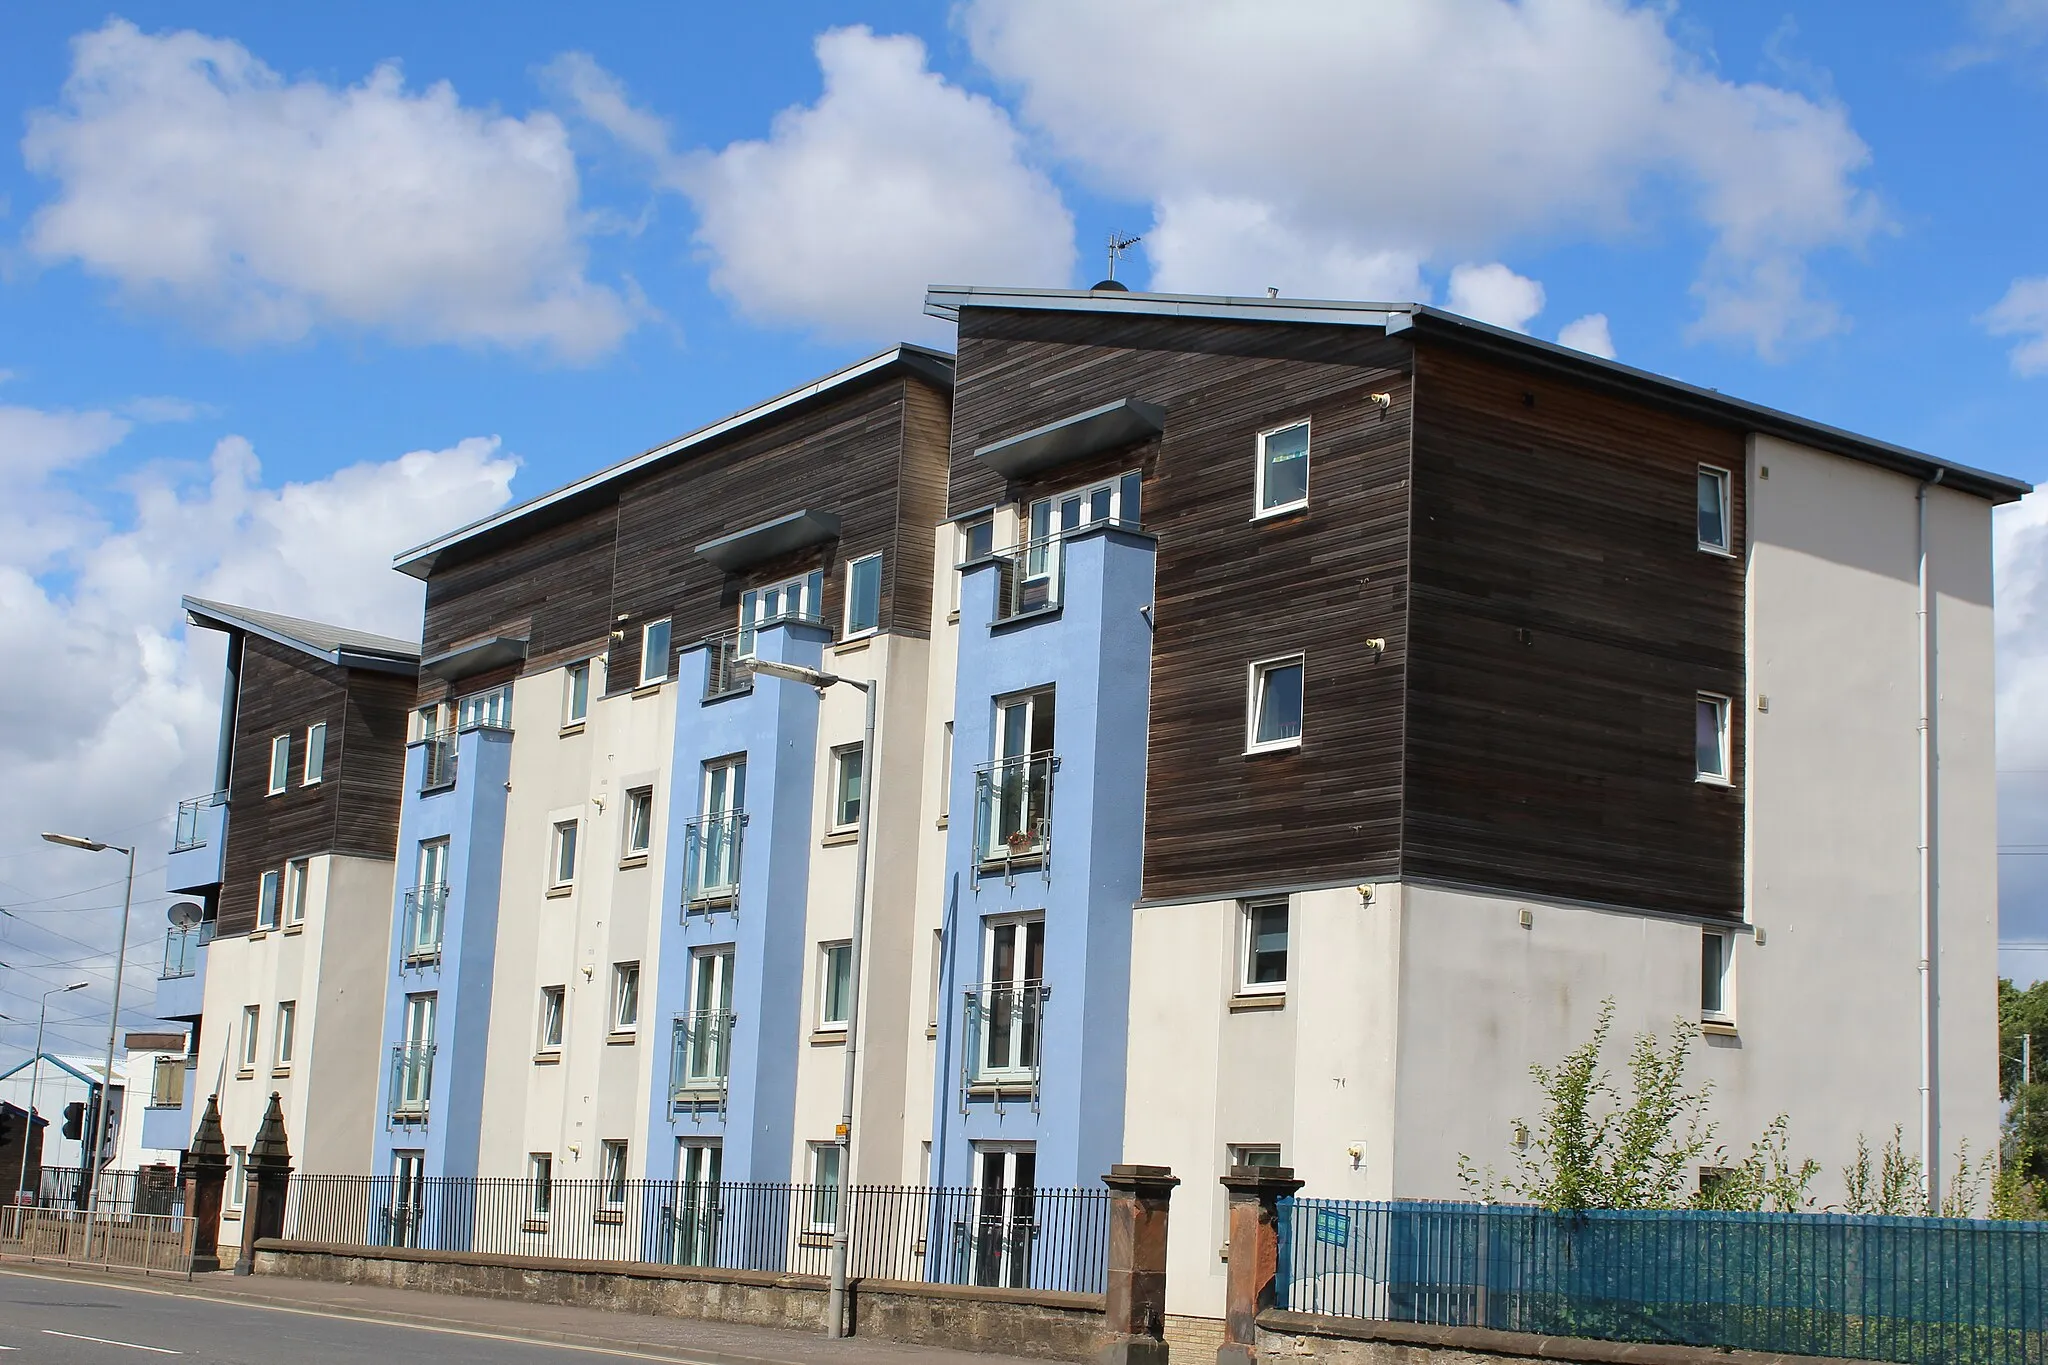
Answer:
986, 688, 1055, 861
414, 703, 448, 742
739, 569, 824, 657
623, 787, 653, 859
977, 916, 1045, 1080
691, 757, 746, 899
1240, 900, 1289, 994
845, 554, 882, 637
682, 949, 736, 1086
268, 734, 290, 794
551, 820, 579, 888
275, 1000, 296, 1068
1256, 420, 1311, 515
457, 685, 510, 730
968, 1145, 1037, 1288
284, 858, 309, 927
539, 986, 566, 1052
1248, 656, 1306, 752
808, 1142, 842, 1230
612, 962, 641, 1033
939, 722, 954, 819
1027, 472, 1142, 545
256, 870, 281, 932
529, 1154, 553, 1217
961, 515, 995, 563
601, 1140, 629, 1208
1230, 1144, 1284, 1171
819, 942, 852, 1031
1695, 693, 1731, 783
1698, 466, 1731, 553
831, 744, 864, 830
565, 661, 591, 726
640, 620, 673, 686
230, 1146, 248, 1209
1702, 931, 1733, 1022
303, 723, 327, 784
239, 1006, 260, 1072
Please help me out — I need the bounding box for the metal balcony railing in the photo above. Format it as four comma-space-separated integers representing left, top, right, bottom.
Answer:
400, 884, 448, 968
703, 631, 754, 701
682, 812, 746, 909
973, 752, 1056, 869
670, 1010, 736, 1111
160, 921, 216, 980
389, 1043, 436, 1123
420, 730, 458, 793
960, 984, 1047, 1114
991, 538, 1063, 621
172, 791, 227, 852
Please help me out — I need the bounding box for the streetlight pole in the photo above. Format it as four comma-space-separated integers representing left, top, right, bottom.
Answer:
14, 981, 89, 1204
41, 834, 136, 1247
750, 659, 874, 1340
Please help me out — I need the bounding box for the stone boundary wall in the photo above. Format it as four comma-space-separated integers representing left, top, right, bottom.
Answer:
253, 1239, 1106, 1361
1254, 1309, 1886, 1365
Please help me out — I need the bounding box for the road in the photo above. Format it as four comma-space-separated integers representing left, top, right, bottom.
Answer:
0, 1271, 691, 1364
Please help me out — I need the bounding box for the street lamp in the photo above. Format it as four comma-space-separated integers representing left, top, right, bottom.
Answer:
15, 981, 89, 1204
41, 832, 136, 1235
750, 658, 873, 1340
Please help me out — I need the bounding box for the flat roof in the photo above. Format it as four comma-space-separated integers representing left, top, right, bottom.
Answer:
393, 342, 954, 579
924, 286, 2031, 505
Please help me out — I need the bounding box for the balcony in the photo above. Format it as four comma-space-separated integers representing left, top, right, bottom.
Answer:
974, 753, 1056, 871
702, 631, 754, 701
991, 539, 1064, 622
961, 983, 1047, 1111
681, 812, 746, 910
670, 1010, 735, 1111
389, 1043, 435, 1124
420, 730, 458, 793
399, 885, 447, 968
160, 922, 216, 980
165, 792, 228, 894
139, 1058, 193, 1151
172, 791, 226, 851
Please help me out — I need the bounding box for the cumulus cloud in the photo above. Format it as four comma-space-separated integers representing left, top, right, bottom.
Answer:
0, 412, 514, 1050
962, 0, 1878, 355
554, 28, 1075, 342
1146, 194, 1426, 301
1447, 263, 1547, 331
22, 19, 636, 360
1982, 278, 2048, 376
1997, 490, 2048, 980
1558, 312, 1618, 358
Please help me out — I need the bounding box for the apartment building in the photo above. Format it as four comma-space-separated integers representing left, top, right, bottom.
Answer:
152, 599, 416, 1203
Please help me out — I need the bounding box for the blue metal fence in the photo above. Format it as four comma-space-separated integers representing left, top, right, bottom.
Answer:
1277, 1198, 2048, 1365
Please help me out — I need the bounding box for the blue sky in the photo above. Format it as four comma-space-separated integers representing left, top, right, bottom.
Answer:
1, 0, 2046, 1048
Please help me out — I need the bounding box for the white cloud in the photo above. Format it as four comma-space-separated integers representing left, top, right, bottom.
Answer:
1997, 490, 2048, 980
1447, 262, 1546, 331
963, 0, 1878, 355
22, 19, 636, 360
556, 28, 1075, 342
0, 412, 514, 1049
1982, 277, 2048, 376
1146, 194, 1425, 300
1558, 312, 1618, 358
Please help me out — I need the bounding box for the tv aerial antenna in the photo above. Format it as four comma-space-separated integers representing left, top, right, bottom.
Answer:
1104, 232, 1142, 284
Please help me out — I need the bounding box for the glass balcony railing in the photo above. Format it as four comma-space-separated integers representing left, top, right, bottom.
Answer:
172, 791, 227, 852
400, 884, 448, 967
702, 631, 754, 701
389, 1043, 435, 1122
670, 1010, 735, 1106
161, 921, 216, 980
682, 812, 745, 908
420, 731, 458, 793
974, 753, 1056, 866
991, 538, 1063, 621
962, 983, 1048, 1098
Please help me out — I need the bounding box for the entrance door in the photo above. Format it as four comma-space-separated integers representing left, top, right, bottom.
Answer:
698, 758, 746, 895
673, 1140, 723, 1266
397, 993, 436, 1115
389, 1151, 424, 1248
970, 1145, 1037, 1289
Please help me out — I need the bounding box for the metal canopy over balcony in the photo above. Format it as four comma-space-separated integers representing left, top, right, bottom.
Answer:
421, 634, 528, 684
973, 398, 1165, 480
694, 509, 841, 574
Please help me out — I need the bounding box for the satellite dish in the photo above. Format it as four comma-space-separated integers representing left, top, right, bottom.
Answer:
167, 902, 204, 930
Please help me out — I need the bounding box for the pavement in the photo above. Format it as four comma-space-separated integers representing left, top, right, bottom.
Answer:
0, 1262, 1055, 1364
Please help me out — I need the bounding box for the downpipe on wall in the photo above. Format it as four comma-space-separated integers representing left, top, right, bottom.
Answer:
1918, 469, 1944, 1213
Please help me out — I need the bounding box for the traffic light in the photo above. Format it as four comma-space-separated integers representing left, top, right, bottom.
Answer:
0, 1111, 15, 1149
60, 1102, 84, 1142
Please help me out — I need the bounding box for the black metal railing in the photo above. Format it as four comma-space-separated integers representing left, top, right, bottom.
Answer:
19, 1165, 184, 1217
285, 1175, 1111, 1293
682, 812, 745, 907
389, 1043, 435, 1123
973, 752, 1056, 868
420, 730, 458, 792
400, 884, 448, 967
160, 920, 216, 979
171, 790, 227, 852
703, 631, 754, 701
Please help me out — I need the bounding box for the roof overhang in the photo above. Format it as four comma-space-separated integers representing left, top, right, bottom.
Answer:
182, 597, 420, 674
695, 509, 842, 574
975, 398, 1166, 480
421, 635, 528, 685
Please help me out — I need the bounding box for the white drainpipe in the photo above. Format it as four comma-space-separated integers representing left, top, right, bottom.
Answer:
1917, 469, 1945, 1212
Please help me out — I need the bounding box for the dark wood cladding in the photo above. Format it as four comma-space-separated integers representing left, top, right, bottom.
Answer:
948, 309, 1415, 904
218, 636, 413, 935
1402, 342, 1747, 921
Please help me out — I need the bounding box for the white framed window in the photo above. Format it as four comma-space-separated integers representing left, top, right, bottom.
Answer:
831, 744, 864, 830
808, 1142, 842, 1230
818, 942, 852, 1031
985, 688, 1055, 861
274, 1000, 296, 1068
844, 553, 882, 638
456, 685, 510, 731
303, 723, 327, 785
538, 986, 566, 1052
1697, 466, 1732, 554
551, 820, 579, 888
954, 515, 995, 609
528, 1153, 553, 1217
939, 722, 953, 819
739, 569, 825, 658
256, 870, 281, 932
1247, 655, 1306, 753
284, 858, 309, 926
1229, 1144, 1284, 1171
682, 948, 736, 1086
1702, 930, 1733, 1023
268, 734, 291, 794
1026, 471, 1142, 545
640, 620, 672, 687
230, 1146, 248, 1209
611, 962, 640, 1033
601, 1140, 629, 1208
691, 756, 745, 899
1695, 693, 1731, 784
1255, 420, 1311, 516
564, 661, 591, 726
1240, 900, 1289, 995
977, 914, 1045, 1081
623, 787, 653, 859
239, 1005, 260, 1071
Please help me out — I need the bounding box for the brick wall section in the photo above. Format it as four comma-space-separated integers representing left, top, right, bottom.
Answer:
1166, 1314, 1224, 1365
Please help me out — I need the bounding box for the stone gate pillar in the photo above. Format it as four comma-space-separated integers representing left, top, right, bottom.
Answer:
236, 1092, 292, 1277
183, 1094, 228, 1273
1098, 1164, 1178, 1365
1217, 1165, 1303, 1365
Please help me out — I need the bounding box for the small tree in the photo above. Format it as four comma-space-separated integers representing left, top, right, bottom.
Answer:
1840, 1126, 1996, 1217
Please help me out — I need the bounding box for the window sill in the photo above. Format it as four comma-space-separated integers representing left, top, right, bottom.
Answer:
1244, 740, 1302, 758
967, 1082, 1036, 1101
545, 885, 574, 899
270, 1065, 292, 1078
1228, 992, 1287, 1013
935, 815, 949, 830
595, 1209, 625, 1226
925, 1023, 938, 1040
618, 854, 649, 870
1251, 501, 1310, 524
946, 609, 960, 625
990, 604, 1063, 632
811, 1029, 847, 1047
249, 930, 272, 941
559, 722, 587, 738
631, 682, 667, 698
833, 635, 873, 655
1702, 1020, 1739, 1037
607, 1031, 638, 1046
1698, 543, 1737, 560
533, 1051, 562, 1066
236, 1069, 255, 1081
821, 828, 858, 848
523, 1219, 551, 1234
282, 923, 304, 936
222, 1208, 243, 1222
301, 778, 323, 788
799, 1230, 834, 1249
1695, 775, 1733, 788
